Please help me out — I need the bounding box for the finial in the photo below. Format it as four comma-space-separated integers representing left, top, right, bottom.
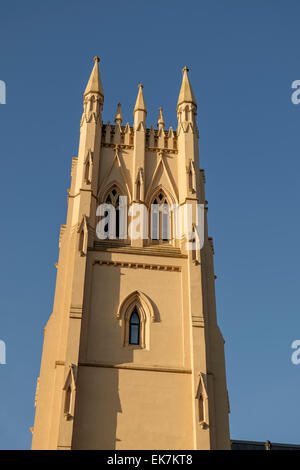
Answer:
138, 83, 143, 89
94, 56, 100, 63
115, 102, 123, 124
183, 66, 189, 73
157, 106, 165, 128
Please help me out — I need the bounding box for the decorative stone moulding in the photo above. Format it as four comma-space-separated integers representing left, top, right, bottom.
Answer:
93, 259, 181, 272
101, 123, 178, 152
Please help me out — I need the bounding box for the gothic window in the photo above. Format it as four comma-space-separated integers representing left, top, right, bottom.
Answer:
89, 96, 94, 112
63, 364, 77, 420
129, 309, 140, 345
117, 291, 158, 349
104, 185, 121, 238
198, 394, 204, 423
196, 374, 209, 429
78, 215, 88, 256
188, 168, 193, 192
150, 191, 170, 242
64, 386, 72, 415
84, 160, 90, 184
136, 179, 141, 200
184, 105, 189, 121
79, 230, 84, 254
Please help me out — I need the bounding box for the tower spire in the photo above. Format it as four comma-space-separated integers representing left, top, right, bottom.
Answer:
134, 84, 147, 114
84, 56, 104, 100
177, 66, 196, 108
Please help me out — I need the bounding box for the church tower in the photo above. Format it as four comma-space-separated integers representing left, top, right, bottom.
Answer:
31, 58, 231, 450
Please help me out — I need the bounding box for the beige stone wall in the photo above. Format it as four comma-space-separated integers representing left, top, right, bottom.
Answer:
86, 259, 186, 365
72, 367, 194, 450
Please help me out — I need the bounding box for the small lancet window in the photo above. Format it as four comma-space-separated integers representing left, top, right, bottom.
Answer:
136, 180, 141, 200
104, 186, 121, 238
184, 105, 189, 121
79, 229, 84, 254
84, 161, 90, 184
89, 96, 94, 112
188, 169, 193, 192
151, 191, 170, 242
198, 394, 204, 423
64, 386, 72, 415
129, 309, 140, 345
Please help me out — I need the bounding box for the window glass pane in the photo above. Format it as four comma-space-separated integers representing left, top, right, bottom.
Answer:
130, 311, 139, 324
129, 325, 139, 345
129, 310, 140, 345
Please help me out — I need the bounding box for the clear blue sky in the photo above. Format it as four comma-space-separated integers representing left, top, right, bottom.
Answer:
0, 0, 299, 449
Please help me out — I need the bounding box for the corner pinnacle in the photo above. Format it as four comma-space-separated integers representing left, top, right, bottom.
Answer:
134, 83, 147, 114
177, 65, 197, 108
84, 56, 104, 98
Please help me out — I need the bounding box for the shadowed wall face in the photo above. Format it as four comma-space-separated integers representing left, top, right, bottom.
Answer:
73, 368, 194, 450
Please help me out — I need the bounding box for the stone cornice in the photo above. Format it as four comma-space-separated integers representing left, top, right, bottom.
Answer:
93, 259, 181, 272
68, 188, 98, 200
91, 242, 187, 259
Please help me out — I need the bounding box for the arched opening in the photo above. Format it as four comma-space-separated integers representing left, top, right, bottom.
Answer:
64, 386, 72, 415
104, 185, 121, 239
198, 394, 204, 423
184, 105, 189, 121
89, 96, 94, 112
79, 229, 84, 254
136, 179, 141, 201
150, 190, 170, 243
117, 290, 158, 349
85, 160, 90, 184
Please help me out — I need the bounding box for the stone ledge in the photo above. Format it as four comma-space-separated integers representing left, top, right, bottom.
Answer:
78, 361, 192, 374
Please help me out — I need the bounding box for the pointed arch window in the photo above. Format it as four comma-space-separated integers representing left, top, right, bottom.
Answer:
89, 95, 95, 112
83, 151, 93, 185
79, 229, 85, 253
84, 160, 90, 184
63, 364, 77, 420
64, 386, 72, 415
184, 105, 189, 121
150, 191, 170, 242
104, 185, 121, 238
129, 309, 140, 345
117, 291, 159, 349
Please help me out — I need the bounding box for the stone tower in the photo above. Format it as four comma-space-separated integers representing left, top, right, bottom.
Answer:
31, 57, 231, 450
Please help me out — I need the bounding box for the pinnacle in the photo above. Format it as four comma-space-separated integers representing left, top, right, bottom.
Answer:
84, 56, 104, 98
115, 103, 123, 124
134, 83, 147, 114
157, 107, 165, 128
177, 66, 197, 108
